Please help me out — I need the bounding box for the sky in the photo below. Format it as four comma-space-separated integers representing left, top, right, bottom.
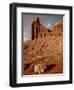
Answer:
22, 13, 63, 41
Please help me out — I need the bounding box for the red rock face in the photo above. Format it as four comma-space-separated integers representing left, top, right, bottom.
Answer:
53, 20, 63, 36
31, 17, 51, 40
23, 17, 63, 75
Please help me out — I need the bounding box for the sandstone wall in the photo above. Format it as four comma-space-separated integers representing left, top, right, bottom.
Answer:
24, 18, 63, 75
31, 17, 51, 40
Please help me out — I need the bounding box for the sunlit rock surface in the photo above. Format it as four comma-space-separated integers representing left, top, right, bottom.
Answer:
23, 18, 63, 75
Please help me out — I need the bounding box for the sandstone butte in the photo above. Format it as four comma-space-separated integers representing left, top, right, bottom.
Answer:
23, 17, 63, 75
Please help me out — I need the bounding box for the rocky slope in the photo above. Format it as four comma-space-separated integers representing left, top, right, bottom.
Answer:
23, 20, 63, 75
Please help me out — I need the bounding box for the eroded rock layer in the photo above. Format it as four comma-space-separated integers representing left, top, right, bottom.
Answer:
23, 17, 63, 75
